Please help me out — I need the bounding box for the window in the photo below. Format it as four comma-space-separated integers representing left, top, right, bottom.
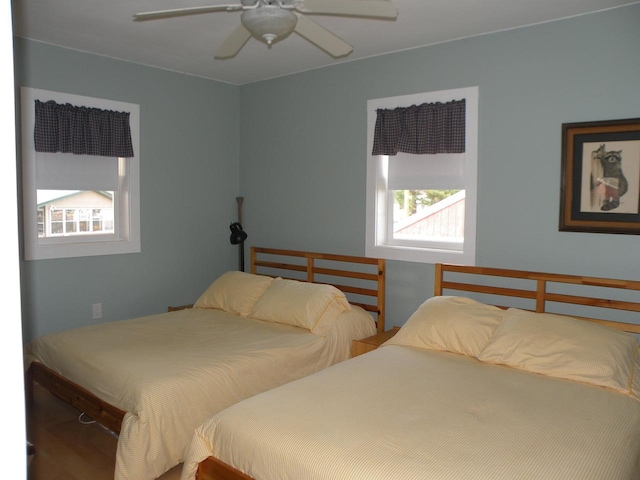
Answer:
366, 87, 478, 265
21, 87, 140, 260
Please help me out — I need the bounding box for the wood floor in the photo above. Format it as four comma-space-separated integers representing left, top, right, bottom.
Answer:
26, 384, 182, 480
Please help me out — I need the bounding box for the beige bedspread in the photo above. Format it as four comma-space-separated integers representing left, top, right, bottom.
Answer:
182, 344, 640, 480
25, 306, 375, 480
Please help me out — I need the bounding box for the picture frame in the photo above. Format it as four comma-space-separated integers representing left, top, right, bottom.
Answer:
559, 118, 640, 234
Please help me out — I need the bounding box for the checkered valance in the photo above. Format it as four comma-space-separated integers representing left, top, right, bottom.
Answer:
34, 100, 134, 158
372, 99, 465, 155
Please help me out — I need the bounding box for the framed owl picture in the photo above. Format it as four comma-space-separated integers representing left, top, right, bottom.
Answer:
560, 118, 640, 234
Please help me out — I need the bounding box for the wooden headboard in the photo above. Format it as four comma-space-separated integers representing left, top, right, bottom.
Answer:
250, 247, 386, 333
435, 263, 640, 334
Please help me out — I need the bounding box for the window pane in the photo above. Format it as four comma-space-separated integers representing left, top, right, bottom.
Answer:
65, 209, 77, 233
392, 190, 465, 242
78, 208, 91, 232
37, 190, 114, 238
91, 208, 113, 233
37, 209, 44, 237
50, 208, 63, 235
92, 209, 101, 232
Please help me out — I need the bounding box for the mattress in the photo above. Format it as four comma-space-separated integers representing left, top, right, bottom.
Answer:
182, 345, 640, 480
25, 306, 375, 480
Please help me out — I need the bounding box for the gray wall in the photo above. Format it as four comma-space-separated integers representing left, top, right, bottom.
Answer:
238, 4, 640, 327
15, 38, 241, 342
15, 4, 640, 341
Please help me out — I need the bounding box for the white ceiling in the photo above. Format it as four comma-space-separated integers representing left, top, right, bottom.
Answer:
11, 0, 640, 85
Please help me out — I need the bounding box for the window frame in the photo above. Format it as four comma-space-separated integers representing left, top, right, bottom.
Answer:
20, 87, 140, 260
365, 86, 478, 265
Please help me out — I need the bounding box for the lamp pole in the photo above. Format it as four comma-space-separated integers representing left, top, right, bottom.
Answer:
237, 196, 243, 225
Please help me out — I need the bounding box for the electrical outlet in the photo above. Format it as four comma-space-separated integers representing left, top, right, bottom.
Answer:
92, 303, 102, 319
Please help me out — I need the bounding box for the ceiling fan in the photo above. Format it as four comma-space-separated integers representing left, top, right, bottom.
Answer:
133, 0, 398, 59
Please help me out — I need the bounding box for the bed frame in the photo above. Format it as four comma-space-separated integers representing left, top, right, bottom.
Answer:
434, 263, 640, 334
195, 262, 640, 480
25, 247, 386, 437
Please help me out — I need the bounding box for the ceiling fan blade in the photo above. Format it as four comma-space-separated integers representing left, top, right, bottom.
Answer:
294, 15, 352, 58
133, 4, 242, 22
301, 0, 398, 19
215, 24, 252, 59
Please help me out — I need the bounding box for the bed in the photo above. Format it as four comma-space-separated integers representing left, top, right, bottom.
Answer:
182, 263, 640, 480
24, 247, 386, 480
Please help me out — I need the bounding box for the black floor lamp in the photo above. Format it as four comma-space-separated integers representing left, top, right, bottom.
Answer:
229, 222, 247, 271
229, 197, 247, 271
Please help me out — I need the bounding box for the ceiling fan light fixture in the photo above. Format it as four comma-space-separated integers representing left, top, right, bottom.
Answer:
241, 6, 297, 45
134, 0, 399, 58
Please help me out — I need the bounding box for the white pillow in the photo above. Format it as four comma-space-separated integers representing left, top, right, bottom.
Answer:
194, 271, 274, 317
477, 308, 638, 395
384, 296, 505, 357
250, 278, 351, 335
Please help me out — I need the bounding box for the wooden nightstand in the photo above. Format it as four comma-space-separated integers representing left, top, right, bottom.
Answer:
167, 304, 193, 312
352, 327, 400, 357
